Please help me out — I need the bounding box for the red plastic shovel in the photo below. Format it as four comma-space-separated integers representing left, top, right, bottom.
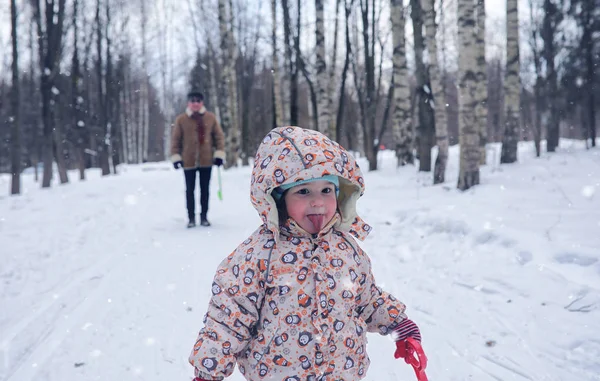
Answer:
403, 338, 429, 381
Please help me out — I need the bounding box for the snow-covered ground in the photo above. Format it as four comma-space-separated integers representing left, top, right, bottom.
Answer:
1, 139, 599, 381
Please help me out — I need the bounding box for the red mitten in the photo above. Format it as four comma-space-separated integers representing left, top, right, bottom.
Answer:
193, 378, 211, 381
393, 319, 421, 360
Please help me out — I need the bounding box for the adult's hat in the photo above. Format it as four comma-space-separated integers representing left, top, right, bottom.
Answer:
187, 91, 204, 101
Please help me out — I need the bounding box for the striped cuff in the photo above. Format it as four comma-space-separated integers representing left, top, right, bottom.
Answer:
393, 318, 421, 342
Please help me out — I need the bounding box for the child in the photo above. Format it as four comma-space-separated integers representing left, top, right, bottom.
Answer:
190, 126, 422, 381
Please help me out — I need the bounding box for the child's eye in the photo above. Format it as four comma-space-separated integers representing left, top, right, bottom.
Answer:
322, 187, 333, 194
296, 188, 310, 195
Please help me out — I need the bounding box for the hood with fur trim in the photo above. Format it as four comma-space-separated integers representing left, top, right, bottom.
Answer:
250, 126, 371, 241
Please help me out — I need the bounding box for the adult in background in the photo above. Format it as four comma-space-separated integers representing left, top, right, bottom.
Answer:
171, 91, 225, 228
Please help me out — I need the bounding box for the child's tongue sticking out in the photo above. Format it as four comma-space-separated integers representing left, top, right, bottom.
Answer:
307, 214, 325, 232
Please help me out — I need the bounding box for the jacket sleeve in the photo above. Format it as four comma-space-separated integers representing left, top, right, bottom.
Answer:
189, 233, 268, 379
170, 117, 183, 163
352, 242, 408, 336
211, 115, 226, 161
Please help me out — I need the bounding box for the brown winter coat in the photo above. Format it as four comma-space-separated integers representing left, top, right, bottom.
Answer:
170, 107, 225, 168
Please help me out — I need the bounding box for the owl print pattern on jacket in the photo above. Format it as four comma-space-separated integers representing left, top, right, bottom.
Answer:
189, 127, 408, 381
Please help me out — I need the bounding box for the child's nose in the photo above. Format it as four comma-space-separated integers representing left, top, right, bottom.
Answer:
310, 195, 325, 207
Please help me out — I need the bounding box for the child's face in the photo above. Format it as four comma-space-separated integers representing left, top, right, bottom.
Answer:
284, 180, 337, 234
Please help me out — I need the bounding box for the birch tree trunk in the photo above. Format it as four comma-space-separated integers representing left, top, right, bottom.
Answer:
219, 0, 239, 167
326, 0, 341, 138
315, 0, 329, 133
424, 0, 449, 183
10, 0, 21, 195
475, 0, 487, 164
227, 0, 239, 142
271, 0, 284, 127
457, 0, 480, 190
500, 0, 521, 163
390, 0, 413, 166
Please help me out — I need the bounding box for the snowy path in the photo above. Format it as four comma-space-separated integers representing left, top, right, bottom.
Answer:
1, 141, 599, 381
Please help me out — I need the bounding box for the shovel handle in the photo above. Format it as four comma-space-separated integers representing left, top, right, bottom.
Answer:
405, 338, 428, 381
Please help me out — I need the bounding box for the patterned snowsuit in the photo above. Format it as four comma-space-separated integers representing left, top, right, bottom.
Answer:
189, 126, 409, 381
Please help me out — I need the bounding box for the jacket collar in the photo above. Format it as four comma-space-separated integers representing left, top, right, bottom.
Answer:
186, 106, 207, 117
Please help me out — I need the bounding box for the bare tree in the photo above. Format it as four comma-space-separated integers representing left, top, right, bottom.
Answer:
218, 0, 240, 167
71, 0, 87, 179
10, 0, 21, 195
500, 0, 521, 163
335, 0, 354, 143
139, 0, 150, 162
390, 0, 413, 166
541, 0, 561, 152
475, 0, 487, 164
281, 0, 297, 124
272, 0, 284, 126
327, 0, 342, 138
569, 0, 597, 148
315, 0, 329, 133
355, 0, 381, 170
32, 0, 69, 187
411, 0, 435, 172
95, 0, 110, 175
528, 0, 542, 157
457, 0, 480, 190
424, 0, 449, 183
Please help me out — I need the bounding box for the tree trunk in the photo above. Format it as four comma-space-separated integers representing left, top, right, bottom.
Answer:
281, 0, 296, 125
390, 0, 413, 166
335, 0, 354, 143
96, 0, 110, 175
457, 0, 480, 190
315, 0, 329, 134
53, 134, 69, 183
28, 22, 40, 183
140, 0, 150, 163
106, 0, 118, 174
271, 0, 284, 127
10, 0, 21, 195
500, 0, 521, 163
227, 0, 240, 163
33, 0, 67, 188
424, 0, 449, 183
475, 0, 488, 164
582, 3, 596, 148
541, 0, 559, 152
218, 0, 239, 167
411, 0, 434, 172
71, 0, 86, 180
327, 0, 342, 138
358, 0, 378, 171
528, 0, 542, 157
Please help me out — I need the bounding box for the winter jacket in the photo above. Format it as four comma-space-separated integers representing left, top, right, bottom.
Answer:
189, 126, 409, 381
170, 107, 225, 168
